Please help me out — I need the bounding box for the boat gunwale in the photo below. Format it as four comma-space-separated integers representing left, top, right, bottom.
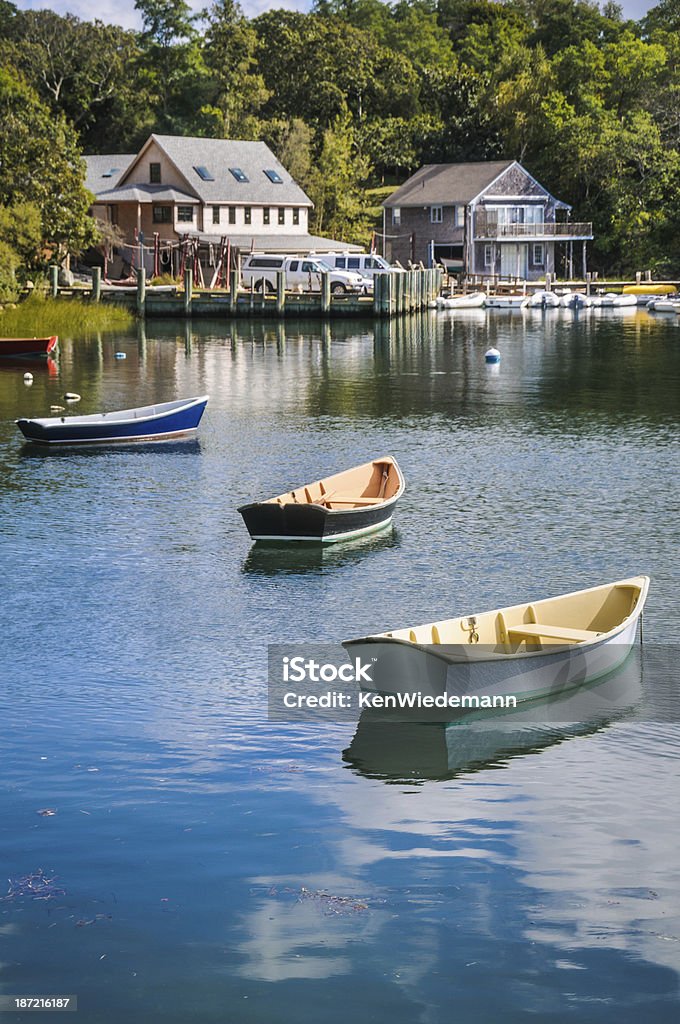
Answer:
16, 395, 209, 431
343, 576, 650, 664
237, 456, 405, 517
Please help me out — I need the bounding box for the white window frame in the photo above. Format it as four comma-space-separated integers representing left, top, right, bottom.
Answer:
533, 243, 545, 265
430, 205, 443, 224
454, 205, 464, 228
392, 207, 401, 226
484, 244, 493, 268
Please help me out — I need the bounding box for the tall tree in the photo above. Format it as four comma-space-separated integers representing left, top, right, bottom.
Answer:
0, 64, 96, 255
201, 0, 269, 137
135, 0, 209, 133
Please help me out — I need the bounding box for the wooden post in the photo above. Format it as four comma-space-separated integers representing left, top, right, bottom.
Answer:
91, 266, 101, 302
321, 271, 331, 314
136, 266, 146, 317
276, 271, 285, 316
545, 272, 552, 292
184, 268, 193, 317
585, 272, 592, 297
635, 271, 641, 284
249, 280, 254, 314
373, 273, 382, 315
230, 268, 238, 315
49, 265, 59, 298
381, 274, 391, 316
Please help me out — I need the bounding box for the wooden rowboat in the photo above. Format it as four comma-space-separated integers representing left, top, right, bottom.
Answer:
238, 457, 405, 543
0, 336, 58, 358
343, 576, 649, 705
16, 395, 208, 446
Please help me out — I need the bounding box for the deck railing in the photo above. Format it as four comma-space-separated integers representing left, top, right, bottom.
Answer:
474, 218, 593, 239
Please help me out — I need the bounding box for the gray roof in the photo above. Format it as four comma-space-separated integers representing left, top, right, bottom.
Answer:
96, 183, 197, 204
183, 233, 361, 253
121, 135, 313, 207
383, 161, 516, 207
84, 155, 135, 196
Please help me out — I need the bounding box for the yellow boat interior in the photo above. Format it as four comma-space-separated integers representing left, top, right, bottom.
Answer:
263, 457, 403, 511
377, 576, 648, 653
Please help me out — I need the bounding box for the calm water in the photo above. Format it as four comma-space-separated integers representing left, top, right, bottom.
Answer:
1, 308, 679, 1022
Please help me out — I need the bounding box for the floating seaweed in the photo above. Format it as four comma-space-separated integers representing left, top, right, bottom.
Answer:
297, 887, 369, 915
1, 870, 65, 902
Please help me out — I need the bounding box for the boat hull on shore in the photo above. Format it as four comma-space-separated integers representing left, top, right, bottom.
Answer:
343, 576, 648, 705
16, 395, 208, 446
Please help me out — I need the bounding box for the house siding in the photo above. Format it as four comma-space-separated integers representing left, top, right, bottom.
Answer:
387, 206, 463, 265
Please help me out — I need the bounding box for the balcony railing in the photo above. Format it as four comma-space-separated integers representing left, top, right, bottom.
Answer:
475, 219, 593, 240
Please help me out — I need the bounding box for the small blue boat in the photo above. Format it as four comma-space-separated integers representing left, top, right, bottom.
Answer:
16, 396, 208, 446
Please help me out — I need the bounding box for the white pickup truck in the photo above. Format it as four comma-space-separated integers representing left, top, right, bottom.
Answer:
241, 254, 371, 294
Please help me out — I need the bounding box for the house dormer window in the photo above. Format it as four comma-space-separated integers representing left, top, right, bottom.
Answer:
430, 206, 443, 224
149, 162, 161, 184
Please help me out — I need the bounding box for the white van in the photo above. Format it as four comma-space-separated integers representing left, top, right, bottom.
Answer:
322, 253, 396, 279
241, 255, 370, 294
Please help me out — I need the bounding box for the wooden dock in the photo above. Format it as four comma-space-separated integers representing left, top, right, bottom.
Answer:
47, 266, 442, 319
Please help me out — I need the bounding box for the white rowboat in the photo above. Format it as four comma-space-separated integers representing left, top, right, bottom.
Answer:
343, 576, 649, 707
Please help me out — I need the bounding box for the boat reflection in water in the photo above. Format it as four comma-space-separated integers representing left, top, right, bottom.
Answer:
241, 526, 400, 577
343, 649, 642, 781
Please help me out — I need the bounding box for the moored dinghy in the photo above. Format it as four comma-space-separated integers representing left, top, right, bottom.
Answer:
343, 576, 649, 704
239, 457, 405, 543
16, 395, 209, 445
0, 336, 58, 359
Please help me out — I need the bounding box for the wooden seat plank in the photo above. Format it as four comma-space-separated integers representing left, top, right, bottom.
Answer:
507, 623, 600, 644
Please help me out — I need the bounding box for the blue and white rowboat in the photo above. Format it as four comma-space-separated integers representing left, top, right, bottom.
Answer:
16, 395, 208, 446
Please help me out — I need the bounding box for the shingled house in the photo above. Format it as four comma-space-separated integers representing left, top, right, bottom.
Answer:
86, 134, 358, 277
382, 161, 593, 280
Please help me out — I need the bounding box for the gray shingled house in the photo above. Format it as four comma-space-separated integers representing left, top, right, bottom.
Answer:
382, 161, 593, 280
86, 134, 359, 276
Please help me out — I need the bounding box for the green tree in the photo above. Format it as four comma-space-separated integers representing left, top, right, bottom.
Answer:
202, 0, 269, 137
0, 64, 97, 257
135, 0, 209, 133
307, 111, 373, 241
0, 10, 149, 150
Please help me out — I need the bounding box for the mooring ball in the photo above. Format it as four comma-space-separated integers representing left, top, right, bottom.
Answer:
114, 352, 126, 359
23, 372, 33, 383
64, 392, 81, 402
485, 348, 501, 364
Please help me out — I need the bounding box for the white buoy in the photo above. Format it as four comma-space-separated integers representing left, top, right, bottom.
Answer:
50, 405, 65, 412
23, 372, 33, 384
64, 392, 81, 402
485, 347, 501, 364
114, 352, 126, 360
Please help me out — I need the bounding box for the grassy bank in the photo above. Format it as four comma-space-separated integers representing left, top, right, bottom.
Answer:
0, 294, 134, 336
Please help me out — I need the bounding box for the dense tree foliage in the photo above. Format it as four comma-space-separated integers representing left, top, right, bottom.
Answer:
0, 65, 97, 268
0, 0, 679, 272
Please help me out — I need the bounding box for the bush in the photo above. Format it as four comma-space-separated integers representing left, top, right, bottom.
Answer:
0, 239, 20, 302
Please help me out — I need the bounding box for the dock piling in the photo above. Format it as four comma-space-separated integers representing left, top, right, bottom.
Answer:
321, 271, 331, 314
136, 267, 146, 316
49, 265, 58, 298
276, 272, 285, 316
184, 268, 193, 317
91, 266, 101, 302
